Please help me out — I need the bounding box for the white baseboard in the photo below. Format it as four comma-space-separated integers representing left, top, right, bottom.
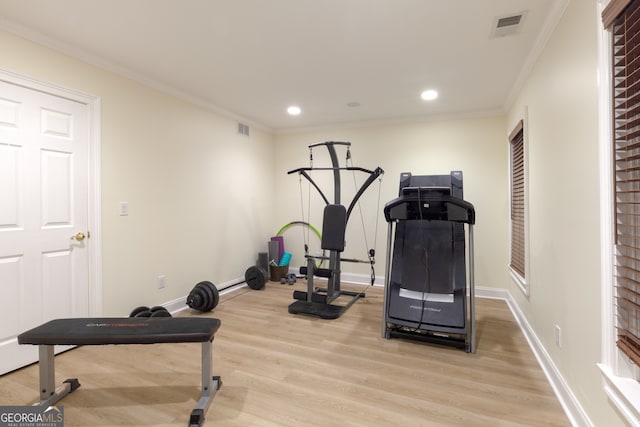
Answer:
503, 291, 592, 427
474, 286, 508, 300
340, 271, 384, 286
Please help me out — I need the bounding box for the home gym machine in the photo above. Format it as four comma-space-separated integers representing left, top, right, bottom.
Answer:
382, 171, 476, 352
288, 141, 384, 319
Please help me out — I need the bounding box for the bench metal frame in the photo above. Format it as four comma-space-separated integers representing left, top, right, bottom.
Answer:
20, 318, 221, 427
32, 340, 220, 427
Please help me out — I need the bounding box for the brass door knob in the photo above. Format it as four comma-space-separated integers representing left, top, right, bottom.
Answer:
71, 232, 86, 241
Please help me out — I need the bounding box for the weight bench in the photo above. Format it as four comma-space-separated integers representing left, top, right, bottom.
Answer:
18, 317, 222, 427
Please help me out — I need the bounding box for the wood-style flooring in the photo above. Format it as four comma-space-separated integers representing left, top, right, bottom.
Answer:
1, 281, 569, 426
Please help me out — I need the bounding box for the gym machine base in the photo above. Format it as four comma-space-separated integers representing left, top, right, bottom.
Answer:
18, 317, 222, 427
382, 171, 477, 353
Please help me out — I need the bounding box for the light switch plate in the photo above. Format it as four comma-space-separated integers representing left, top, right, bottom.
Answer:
119, 201, 129, 216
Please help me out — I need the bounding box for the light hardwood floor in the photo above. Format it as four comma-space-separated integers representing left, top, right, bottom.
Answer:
2, 281, 569, 426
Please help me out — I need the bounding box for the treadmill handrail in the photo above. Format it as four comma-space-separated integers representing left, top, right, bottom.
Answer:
383, 194, 476, 224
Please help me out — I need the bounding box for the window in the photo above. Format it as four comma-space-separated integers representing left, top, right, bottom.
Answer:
600, 0, 640, 423
509, 118, 527, 294
609, 0, 640, 368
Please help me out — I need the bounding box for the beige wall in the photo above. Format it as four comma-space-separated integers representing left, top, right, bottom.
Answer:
507, 1, 618, 425
274, 115, 509, 289
0, 29, 276, 315
1, 1, 621, 422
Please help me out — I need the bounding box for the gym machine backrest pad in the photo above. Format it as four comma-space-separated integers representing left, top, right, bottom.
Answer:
321, 204, 346, 252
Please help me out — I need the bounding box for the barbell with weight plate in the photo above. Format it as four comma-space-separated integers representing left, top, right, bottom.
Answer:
186, 280, 219, 312
186, 264, 267, 313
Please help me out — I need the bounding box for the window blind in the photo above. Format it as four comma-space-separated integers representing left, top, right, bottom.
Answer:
611, 0, 640, 365
510, 126, 525, 278
604, 0, 632, 28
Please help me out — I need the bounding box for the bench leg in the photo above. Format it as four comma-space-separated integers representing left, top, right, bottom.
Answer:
34, 345, 80, 407
189, 339, 221, 427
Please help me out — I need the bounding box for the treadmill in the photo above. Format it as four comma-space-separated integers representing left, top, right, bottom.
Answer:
382, 171, 476, 352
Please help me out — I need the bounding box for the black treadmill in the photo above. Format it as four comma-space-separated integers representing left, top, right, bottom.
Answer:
382, 171, 476, 352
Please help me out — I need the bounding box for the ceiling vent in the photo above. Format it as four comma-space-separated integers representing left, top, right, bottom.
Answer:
237, 121, 250, 137
491, 12, 526, 38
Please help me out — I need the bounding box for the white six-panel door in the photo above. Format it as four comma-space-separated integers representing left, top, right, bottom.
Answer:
0, 79, 90, 375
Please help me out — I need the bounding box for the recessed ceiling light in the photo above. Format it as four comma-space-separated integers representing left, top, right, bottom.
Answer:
347, 101, 361, 107
421, 90, 438, 101
287, 105, 301, 115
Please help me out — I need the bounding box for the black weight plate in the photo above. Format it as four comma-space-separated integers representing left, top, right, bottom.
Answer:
245, 266, 266, 290
202, 281, 219, 311
195, 283, 212, 312
150, 309, 171, 317
187, 288, 202, 309
209, 282, 219, 309
187, 283, 206, 309
195, 281, 215, 312
130, 306, 149, 317
150, 306, 167, 312
186, 290, 203, 310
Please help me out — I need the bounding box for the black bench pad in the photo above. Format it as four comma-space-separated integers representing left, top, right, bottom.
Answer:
18, 317, 221, 346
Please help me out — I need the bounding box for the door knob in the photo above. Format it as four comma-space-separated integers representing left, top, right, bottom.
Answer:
71, 232, 86, 241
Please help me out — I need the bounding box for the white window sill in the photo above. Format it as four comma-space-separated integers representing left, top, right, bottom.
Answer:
509, 266, 528, 297
599, 363, 640, 425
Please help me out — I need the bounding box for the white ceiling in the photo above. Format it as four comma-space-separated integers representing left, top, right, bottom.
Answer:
0, 0, 563, 132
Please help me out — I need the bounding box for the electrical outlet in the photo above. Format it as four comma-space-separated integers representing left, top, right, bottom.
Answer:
554, 325, 561, 348
157, 275, 167, 289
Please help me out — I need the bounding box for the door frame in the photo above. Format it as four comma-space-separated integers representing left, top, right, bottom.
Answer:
0, 67, 102, 316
